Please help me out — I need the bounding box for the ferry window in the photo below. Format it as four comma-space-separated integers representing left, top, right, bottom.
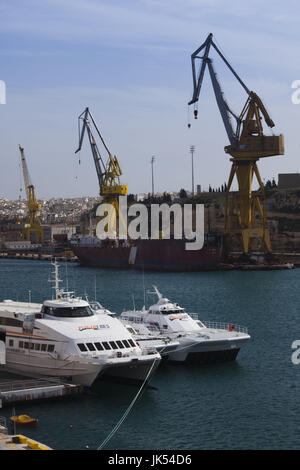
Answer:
24, 342, 29, 349
86, 343, 96, 351
128, 339, 136, 347
94, 342, 104, 351
78, 343, 87, 352
19, 341, 23, 348
41, 306, 51, 314
47, 345, 55, 353
9, 339, 14, 347
41, 344, 47, 352
122, 340, 130, 348
102, 342, 111, 350
47, 306, 94, 318
0, 317, 23, 328
29, 343, 34, 350
126, 327, 135, 334
116, 341, 125, 349
34, 343, 40, 351
163, 325, 168, 329
109, 341, 118, 350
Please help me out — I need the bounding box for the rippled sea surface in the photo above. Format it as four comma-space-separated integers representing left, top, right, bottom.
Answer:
0, 258, 300, 450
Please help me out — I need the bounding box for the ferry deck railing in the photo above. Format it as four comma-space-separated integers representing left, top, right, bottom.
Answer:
123, 312, 248, 334
189, 313, 248, 333
202, 320, 248, 334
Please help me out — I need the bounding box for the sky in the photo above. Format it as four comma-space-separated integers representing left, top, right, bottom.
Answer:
1, 0, 300, 200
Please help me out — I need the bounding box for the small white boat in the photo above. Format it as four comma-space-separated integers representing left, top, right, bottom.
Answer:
120, 286, 250, 364
0, 262, 161, 387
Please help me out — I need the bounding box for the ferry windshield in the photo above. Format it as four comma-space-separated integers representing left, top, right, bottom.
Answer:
42, 305, 94, 317
162, 309, 185, 315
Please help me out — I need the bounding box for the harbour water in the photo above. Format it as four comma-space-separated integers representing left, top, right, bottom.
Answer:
0, 258, 299, 450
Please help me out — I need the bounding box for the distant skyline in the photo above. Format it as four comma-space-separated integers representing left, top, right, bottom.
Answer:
1, 0, 300, 200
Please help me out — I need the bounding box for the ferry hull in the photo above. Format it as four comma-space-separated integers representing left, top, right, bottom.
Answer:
185, 348, 240, 364
167, 336, 249, 363
5, 351, 104, 387
100, 356, 161, 385
71, 237, 223, 271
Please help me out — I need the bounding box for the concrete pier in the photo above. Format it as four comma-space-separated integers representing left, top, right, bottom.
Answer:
0, 431, 52, 450
0, 370, 83, 406
0, 416, 52, 450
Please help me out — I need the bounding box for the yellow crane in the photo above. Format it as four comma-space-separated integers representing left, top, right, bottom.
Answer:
188, 33, 284, 257
19, 145, 44, 243
75, 108, 128, 237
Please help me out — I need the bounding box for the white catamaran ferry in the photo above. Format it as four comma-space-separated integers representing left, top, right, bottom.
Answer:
120, 286, 250, 364
0, 262, 161, 386
86, 300, 179, 360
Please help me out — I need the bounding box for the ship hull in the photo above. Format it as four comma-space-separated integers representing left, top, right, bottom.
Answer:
100, 356, 160, 386
71, 236, 223, 271
4, 350, 104, 387
167, 335, 249, 363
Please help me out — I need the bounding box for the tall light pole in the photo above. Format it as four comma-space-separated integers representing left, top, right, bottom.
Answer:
151, 156, 155, 196
190, 145, 195, 196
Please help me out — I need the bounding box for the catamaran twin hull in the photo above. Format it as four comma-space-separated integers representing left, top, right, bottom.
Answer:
165, 336, 250, 364
4, 349, 160, 387
4, 350, 103, 386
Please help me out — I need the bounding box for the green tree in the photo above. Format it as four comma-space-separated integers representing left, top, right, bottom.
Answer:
179, 188, 187, 199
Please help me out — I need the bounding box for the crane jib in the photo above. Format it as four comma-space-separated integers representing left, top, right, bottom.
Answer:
189, 33, 250, 107
187, 33, 284, 257
75, 108, 128, 201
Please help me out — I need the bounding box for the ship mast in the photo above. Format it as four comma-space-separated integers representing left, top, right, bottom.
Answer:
49, 260, 63, 299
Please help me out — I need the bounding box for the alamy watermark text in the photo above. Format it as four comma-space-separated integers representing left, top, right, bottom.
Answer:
95, 196, 204, 251
0, 80, 6, 104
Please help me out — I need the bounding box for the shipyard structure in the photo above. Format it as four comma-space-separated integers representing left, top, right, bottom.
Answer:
68, 34, 287, 271
0, 34, 296, 270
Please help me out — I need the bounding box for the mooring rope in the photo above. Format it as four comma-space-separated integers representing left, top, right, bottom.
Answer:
96, 335, 210, 450
97, 356, 160, 450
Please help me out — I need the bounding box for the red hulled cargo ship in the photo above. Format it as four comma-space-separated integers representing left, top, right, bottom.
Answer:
70, 234, 223, 271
